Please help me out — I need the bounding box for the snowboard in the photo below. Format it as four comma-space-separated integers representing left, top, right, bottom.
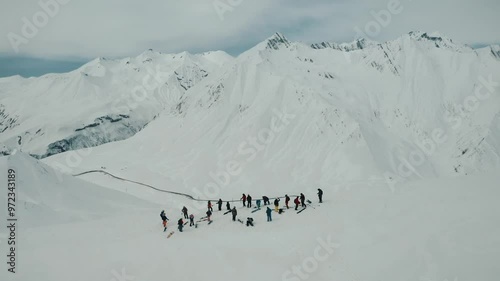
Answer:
297, 207, 307, 214
208, 220, 214, 225
167, 231, 174, 238
184, 221, 189, 225
237, 219, 244, 224
223, 210, 232, 215
251, 208, 261, 213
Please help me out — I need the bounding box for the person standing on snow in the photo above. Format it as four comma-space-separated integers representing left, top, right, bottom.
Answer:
208, 201, 213, 212
300, 193, 306, 207
206, 210, 212, 222
217, 199, 223, 211
294, 196, 300, 210
317, 188, 323, 203
160, 210, 169, 232
266, 207, 273, 222
178, 218, 184, 232
241, 194, 247, 207
246, 217, 254, 227
226, 201, 231, 211
247, 194, 252, 208
256, 199, 262, 209
274, 198, 280, 212
189, 214, 195, 227
285, 195, 291, 209
231, 207, 237, 221
182, 206, 189, 219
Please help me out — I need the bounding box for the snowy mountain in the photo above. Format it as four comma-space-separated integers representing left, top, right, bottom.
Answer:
0, 50, 233, 158
2, 31, 500, 184
39, 32, 500, 191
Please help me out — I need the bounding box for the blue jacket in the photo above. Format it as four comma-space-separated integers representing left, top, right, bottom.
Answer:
266, 208, 272, 215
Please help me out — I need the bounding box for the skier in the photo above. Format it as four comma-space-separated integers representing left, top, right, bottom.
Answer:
317, 188, 323, 203
241, 194, 247, 207
246, 217, 254, 227
262, 196, 270, 205
300, 193, 306, 207
226, 201, 231, 211
182, 206, 188, 219
178, 218, 184, 232
274, 198, 280, 212
206, 210, 212, 222
160, 210, 169, 232
189, 214, 195, 227
217, 199, 223, 211
294, 196, 300, 210
266, 207, 273, 222
247, 194, 252, 208
231, 207, 237, 222
285, 194, 291, 209
208, 201, 213, 212
256, 199, 261, 209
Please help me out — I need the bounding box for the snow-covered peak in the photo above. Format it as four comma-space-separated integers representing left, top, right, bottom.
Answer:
265, 32, 292, 50
311, 38, 378, 51
404, 31, 470, 51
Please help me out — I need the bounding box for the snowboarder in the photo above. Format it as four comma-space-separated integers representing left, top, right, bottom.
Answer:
208, 201, 213, 212
300, 193, 306, 207
206, 210, 212, 222
266, 207, 273, 222
217, 199, 223, 211
189, 214, 195, 227
182, 206, 188, 219
226, 201, 231, 211
241, 194, 247, 207
262, 196, 270, 205
256, 199, 261, 209
294, 196, 300, 210
231, 207, 237, 221
246, 217, 254, 227
274, 198, 280, 212
160, 210, 169, 232
285, 194, 290, 209
178, 218, 184, 232
317, 188, 323, 203
247, 194, 252, 208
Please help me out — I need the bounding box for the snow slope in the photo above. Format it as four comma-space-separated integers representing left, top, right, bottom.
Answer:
1, 152, 500, 281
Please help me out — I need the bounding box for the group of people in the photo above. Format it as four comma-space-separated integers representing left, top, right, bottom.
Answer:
160, 188, 324, 233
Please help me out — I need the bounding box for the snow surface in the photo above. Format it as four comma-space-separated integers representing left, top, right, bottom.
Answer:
1, 152, 500, 281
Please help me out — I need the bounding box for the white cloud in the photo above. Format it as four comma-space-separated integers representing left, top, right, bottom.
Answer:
0, 0, 498, 59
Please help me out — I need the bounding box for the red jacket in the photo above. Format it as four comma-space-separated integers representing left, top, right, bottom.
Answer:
294, 198, 300, 205
241, 195, 247, 201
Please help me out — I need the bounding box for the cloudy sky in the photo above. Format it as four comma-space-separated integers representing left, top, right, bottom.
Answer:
1, 0, 499, 77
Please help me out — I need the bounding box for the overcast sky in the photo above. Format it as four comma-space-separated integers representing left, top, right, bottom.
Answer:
1, 0, 499, 77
